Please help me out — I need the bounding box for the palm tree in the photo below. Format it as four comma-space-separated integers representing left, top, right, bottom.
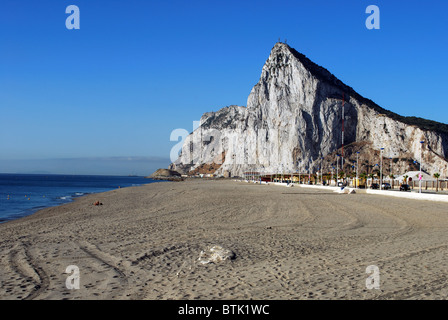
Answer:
389, 174, 395, 189
360, 172, 367, 188
403, 175, 409, 184
434, 173, 440, 192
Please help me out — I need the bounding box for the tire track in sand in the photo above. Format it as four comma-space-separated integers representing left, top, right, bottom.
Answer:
78, 241, 130, 298
8, 242, 50, 300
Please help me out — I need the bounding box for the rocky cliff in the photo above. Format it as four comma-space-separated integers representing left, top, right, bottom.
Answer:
170, 42, 448, 178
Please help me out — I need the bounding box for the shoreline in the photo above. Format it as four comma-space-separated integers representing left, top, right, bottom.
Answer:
0, 181, 163, 226
0, 175, 162, 225
0, 194, 88, 225
2, 179, 448, 300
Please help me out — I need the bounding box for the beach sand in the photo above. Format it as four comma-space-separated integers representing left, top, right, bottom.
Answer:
1, 179, 448, 300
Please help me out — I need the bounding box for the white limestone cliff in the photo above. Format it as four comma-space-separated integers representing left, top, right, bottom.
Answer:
170, 43, 448, 177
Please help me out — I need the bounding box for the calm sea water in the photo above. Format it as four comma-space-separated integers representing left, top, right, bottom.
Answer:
0, 174, 159, 223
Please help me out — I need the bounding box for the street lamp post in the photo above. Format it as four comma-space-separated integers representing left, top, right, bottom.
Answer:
420, 141, 424, 193
232, 154, 236, 178
321, 156, 323, 185
356, 152, 360, 188
375, 164, 379, 185
336, 155, 339, 186
380, 148, 384, 190
351, 163, 355, 186
290, 163, 293, 183
390, 157, 393, 189
331, 166, 334, 185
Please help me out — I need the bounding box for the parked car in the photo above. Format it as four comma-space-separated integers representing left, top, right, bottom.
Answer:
400, 184, 411, 191
370, 183, 379, 189
381, 183, 391, 190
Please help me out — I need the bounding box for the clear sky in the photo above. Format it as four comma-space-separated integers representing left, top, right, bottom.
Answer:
1, 0, 447, 175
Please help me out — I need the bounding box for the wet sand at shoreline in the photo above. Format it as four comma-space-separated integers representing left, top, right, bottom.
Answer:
1, 179, 448, 300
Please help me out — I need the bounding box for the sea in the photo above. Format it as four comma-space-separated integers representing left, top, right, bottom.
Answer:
0, 173, 159, 223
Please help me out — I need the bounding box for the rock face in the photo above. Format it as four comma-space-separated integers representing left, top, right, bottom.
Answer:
171, 43, 448, 177
146, 168, 182, 181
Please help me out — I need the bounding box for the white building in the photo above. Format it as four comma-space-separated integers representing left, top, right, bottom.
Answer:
394, 171, 436, 183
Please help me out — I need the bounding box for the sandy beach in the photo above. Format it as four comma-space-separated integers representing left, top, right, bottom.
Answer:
1, 179, 448, 300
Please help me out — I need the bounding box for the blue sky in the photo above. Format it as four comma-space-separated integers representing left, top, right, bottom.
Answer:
1, 0, 447, 175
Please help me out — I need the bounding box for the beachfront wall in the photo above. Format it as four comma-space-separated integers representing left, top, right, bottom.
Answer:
243, 172, 448, 191
244, 173, 319, 184
409, 180, 447, 191
354, 178, 448, 191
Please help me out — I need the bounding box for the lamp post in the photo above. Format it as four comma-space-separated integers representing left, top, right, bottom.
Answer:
351, 161, 355, 187
413, 160, 417, 188
331, 166, 334, 185
321, 156, 324, 185
390, 157, 393, 188
356, 151, 360, 188
290, 163, 293, 183
380, 148, 384, 190
375, 164, 379, 185
336, 155, 339, 186
419, 141, 424, 193
232, 154, 236, 178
